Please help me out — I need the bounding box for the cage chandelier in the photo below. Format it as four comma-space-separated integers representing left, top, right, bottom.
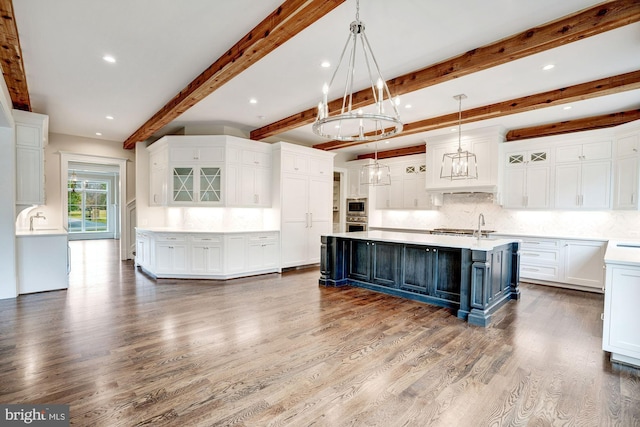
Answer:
440, 94, 478, 180
312, 0, 402, 142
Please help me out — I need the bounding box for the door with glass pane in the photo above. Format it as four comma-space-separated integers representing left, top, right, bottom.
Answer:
171, 165, 222, 204
68, 179, 109, 232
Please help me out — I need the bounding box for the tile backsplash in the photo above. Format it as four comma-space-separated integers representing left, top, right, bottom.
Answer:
372, 193, 640, 239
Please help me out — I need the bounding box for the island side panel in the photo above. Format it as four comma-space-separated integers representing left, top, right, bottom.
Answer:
509, 241, 521, 300
319, 235, 348, 287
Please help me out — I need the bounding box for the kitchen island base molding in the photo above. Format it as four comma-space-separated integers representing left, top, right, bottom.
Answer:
320, 232, 520, 327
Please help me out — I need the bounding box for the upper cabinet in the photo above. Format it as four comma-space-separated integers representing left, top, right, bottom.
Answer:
373, 155, 433, 210
501, 146, 552, 209
554, 140, 612, 210
613, 126, 640, 210
425, 127, 502, 193
147, 135, 272, 208
14, 110, 49, 206
345, 159, 372, 199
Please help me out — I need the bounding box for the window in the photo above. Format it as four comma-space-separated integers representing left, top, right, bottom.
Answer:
68, 177, 109, 233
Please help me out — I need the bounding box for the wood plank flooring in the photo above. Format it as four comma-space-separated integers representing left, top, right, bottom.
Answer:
1, 239, 638, 426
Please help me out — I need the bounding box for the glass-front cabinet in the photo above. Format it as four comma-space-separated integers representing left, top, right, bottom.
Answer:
171, 165, 223, 205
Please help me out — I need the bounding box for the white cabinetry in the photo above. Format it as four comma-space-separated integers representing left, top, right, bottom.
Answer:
494, 234, 605, 292
274, 142, 335, 268
190, 235, 223, 274
425, 127, 501, 193
603, 262, 640, 368
147, 136, 272, 207
136, 229, 280, 279
554, 140, 612, 209
17, 232, 68, 294
155, 234, 188, 275
501, 147, 551, 209
562, 240, 606, 290
613, 132, 640, 210
14, 110, 49, 206
345, 159, 371, 199
374, 155, 432, 210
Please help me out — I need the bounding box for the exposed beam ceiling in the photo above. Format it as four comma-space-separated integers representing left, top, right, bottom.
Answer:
122, 0, 345, 149
356, 107, 640, 160
314, 70, 640, 151
506, 109, 640, 141
250, 0, 640, 142
0, 0, 30, 111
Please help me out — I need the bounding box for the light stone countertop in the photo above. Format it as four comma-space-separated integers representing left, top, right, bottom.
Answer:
326, 230, 519, 251
136, 227, 279, 234
16, 228, 68, 237
604, 240, 640, 267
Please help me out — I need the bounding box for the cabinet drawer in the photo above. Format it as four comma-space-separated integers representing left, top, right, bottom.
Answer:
190, 235, 222, 243
520, 263, 560, 281
155, 234, 187, 242
248, 233, 278, 242
520, 238, 560, 250
520, 248, 560, 264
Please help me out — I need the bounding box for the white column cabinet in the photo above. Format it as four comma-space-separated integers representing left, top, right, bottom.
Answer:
274, 142, 335, 269
613, 132, 640, 210
14, 110, 49, 206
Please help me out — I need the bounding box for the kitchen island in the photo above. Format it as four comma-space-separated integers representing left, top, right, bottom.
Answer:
320, 231, 520, 326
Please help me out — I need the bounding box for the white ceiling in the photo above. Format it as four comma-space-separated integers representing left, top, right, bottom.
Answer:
11, 0, 640, 157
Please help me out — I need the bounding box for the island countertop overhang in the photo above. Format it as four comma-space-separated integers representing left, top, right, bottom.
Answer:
324, 230, 519, 252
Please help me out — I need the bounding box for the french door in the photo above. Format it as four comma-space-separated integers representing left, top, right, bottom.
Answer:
68, 178, 109, 233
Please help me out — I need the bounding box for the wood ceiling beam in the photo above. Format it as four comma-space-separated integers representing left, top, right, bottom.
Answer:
122, 0, 345, 149
0, 0, 30, 111
506, 109, 640, 141
250, 0, 640, 142
314, 69, 640, 151
357, 145, 425, 160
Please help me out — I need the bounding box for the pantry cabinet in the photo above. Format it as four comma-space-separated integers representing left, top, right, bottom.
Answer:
274, 142, 335, 269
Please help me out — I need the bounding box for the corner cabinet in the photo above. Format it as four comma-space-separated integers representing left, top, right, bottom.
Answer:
135, 229, 279, 279
147, 135, 272, 208
273, 142, 335, 268
14, 110, 49, 206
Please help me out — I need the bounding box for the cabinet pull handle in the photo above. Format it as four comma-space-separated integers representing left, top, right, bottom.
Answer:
522, 252, 540, 256
522, 267, 539, 272
600, 313, 604, 321
522, 241, 540, 244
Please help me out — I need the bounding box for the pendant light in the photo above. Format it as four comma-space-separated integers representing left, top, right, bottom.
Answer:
312, 0, 402, 142
440, 94, 478, 180
360, 141, 390, 186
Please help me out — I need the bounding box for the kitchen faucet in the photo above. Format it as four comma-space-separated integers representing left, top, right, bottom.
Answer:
29, 212, 46, 231
476, 213, 485, 241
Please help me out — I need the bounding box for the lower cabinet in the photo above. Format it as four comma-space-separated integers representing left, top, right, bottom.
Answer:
136, 229, 280, 279
603, 263, 640, 367
348, 241, 462, 303
494, 234, 605, 292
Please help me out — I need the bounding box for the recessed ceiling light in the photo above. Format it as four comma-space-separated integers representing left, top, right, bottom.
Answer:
451, 128, 457, 132
105, 115, 114, 120
321, 61, 331, 68
102, 55, 116, 63
542, 64, 555, 71
95, 132, 102, 136
258, 115, 265, 120
404, 104, 412, 109
563, 106, 572, 110
249, 98, 257, 104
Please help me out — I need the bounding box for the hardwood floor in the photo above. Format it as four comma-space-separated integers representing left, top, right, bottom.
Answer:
1, 239, 638, 426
